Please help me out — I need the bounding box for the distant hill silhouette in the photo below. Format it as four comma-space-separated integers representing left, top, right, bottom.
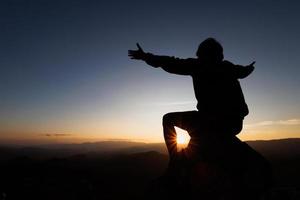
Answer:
0, 138, 299, 200
1, 138, 299, 160
247, 138, 300, 159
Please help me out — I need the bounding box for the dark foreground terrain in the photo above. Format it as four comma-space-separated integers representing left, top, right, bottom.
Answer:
0, 138, 299, 200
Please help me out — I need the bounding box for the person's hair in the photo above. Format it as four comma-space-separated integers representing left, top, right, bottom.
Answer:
196, 38, 224, 62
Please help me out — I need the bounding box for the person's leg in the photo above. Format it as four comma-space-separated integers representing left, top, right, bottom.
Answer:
216, 117, 243, 137
162, 111, 199, 161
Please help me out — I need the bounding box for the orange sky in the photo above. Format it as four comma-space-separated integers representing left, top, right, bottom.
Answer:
1, 117, 299, 145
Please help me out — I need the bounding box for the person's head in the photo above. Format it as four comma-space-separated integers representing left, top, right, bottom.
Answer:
196, 38, 224, 63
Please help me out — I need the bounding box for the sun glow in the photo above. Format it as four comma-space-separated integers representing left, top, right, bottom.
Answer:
175, 127, 190, 149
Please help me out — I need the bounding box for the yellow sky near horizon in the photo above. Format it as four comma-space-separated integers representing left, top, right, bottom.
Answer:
1, 118, 299, 145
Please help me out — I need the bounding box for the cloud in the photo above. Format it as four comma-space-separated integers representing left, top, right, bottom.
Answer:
278, 119, 300, 125
246, 118, 300, 127
256, 121, 275, 126
43, 133, 73, 137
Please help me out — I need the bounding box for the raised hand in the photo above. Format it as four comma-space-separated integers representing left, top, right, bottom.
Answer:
128, 43, 146, 60
247, 61, 255, 72
248, 61, 256, 67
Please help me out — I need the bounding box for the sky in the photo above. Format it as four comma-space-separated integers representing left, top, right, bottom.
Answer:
0, 0, 300, 145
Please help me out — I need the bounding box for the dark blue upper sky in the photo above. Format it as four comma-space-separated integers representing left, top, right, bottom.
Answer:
1, 0, 300, 143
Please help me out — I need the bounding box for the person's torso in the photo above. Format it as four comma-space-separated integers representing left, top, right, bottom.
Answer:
191, 61, 249, 118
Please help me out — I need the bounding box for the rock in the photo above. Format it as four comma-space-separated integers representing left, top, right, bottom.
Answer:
146, 136, 272, 200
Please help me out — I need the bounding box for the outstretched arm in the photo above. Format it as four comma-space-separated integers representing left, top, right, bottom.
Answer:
128, 43, 195, 75
234, 61, 255, 79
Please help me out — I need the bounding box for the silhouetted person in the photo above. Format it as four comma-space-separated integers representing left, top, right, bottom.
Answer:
128, 38, 255, 167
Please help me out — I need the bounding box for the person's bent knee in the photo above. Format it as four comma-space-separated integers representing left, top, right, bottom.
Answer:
162, 113, 175, 126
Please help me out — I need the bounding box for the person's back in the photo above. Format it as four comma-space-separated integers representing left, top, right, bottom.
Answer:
192, 59, 250, 119
139, 38, 254, 120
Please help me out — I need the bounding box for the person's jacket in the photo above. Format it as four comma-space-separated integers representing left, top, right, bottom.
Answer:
144, 53, 254, 119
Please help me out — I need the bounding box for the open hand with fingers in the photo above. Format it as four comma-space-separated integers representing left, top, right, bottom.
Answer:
128, 43, 146, 60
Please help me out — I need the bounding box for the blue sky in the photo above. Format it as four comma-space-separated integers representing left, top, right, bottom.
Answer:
0, 0, 299, 144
